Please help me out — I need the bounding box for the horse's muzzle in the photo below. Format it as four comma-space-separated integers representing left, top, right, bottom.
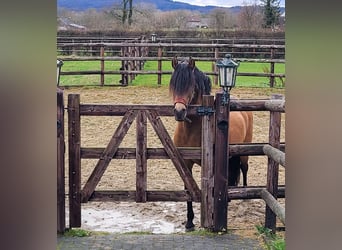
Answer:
174, 108, 187, 121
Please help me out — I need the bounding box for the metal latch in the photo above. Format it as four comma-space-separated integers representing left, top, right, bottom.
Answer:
197, 106, 215, 116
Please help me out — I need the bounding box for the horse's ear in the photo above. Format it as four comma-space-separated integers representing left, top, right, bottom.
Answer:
172, 56, 178, 69
188, 57, 195, 69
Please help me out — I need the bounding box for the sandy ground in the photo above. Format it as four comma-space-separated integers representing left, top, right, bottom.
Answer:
61, 85, 285, 238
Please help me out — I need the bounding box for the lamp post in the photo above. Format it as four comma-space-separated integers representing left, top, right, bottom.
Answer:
216, 54, 239, 105
212, 53, 239, 232
57, 59, 64, 86
151, 33, 157, 43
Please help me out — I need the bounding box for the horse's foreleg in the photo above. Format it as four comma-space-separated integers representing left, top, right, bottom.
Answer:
185, 163, 195, 231
185, 201, 195, 231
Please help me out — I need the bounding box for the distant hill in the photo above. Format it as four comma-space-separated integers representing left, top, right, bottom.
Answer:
57, 0, 284, 14
57, 0, 116, 11
58, 0, 238, 13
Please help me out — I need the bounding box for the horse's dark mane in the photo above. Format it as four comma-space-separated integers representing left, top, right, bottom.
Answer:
169, 61, 211, 102
193, 67, 211, 97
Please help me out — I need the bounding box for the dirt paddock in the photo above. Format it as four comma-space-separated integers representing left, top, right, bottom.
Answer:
61, 85, 285, 238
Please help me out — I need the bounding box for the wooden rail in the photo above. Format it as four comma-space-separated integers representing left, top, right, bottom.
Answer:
57, 42, 285, 49
261, 189, 285, 225
263, 144, 285, 167
80, 143, 285, 159
88, 186, 285, 202
57, 36, 285, 45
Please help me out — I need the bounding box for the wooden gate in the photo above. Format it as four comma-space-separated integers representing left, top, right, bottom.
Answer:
67, 94, 203, 228
57, 91, 286, 233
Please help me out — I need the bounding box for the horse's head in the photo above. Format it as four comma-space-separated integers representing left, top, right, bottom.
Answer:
169, 57, 196, 121
169, 56, 211, 122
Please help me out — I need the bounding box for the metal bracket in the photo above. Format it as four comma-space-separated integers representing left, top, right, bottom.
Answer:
197, 106, 215, 116
57, 120, 61, 130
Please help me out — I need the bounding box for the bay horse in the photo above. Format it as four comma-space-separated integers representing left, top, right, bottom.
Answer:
169, 56, 253, 231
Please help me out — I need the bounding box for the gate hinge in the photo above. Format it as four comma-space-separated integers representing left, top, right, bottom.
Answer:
197, 106, 215, 116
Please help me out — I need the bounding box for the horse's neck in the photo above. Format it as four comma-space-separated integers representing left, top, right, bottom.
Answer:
185, 115, 202, 129
176, 116, 202, 146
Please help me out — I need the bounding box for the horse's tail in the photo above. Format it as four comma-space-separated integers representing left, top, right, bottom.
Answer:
240, 111, 253, 186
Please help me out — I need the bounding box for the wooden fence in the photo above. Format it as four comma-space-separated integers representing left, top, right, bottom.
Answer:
57, 36, 285, 45
57, 42, 285, 87
57, 37, 285, 58
57, 91, 285, 233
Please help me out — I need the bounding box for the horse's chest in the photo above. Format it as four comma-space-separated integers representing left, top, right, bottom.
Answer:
174, 124, 202, 147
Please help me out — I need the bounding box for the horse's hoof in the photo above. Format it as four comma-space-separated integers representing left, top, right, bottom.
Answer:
185, 222, 195, 232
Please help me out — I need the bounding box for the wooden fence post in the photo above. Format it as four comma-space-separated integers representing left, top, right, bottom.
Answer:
270, 48, 275, 87
71, 39, 76, 56
138, 46, 142, 70
136, 111, 147, 202
213, 92, 230, 232
201, 95, 215, 229
132, 46, 138, 80
265, 94, 283, 231
120, 46, 128, 86
214, 48, 219, 85
100, 46, 105, 86
68, 94, 81, 228
157, 46, 162, 85
128, 46, 133, 83
57, 88, 65, 233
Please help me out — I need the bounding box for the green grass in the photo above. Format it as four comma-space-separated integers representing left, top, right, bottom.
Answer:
185, 228, 227, 237
122, 231, 153, 235
255, 225, 285, 250
59, 61, 122, 86
237, 62, 285, 88
61, 228, 111, 237
62, 228, 91, 237
59, 60, 285, 88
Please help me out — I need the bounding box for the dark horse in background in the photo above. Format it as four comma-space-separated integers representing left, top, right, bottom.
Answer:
169, 57, 253, 231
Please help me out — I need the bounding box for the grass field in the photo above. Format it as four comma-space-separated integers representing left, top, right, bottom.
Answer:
59, 60, 285, 88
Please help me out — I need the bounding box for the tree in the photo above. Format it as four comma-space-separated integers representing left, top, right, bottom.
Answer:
130, 3, 158, 31
107, 0, 133, 27
209, 8, 236, 32
238, 0, 263, 31
260, 0, 281, 29
122, 0, 133, 25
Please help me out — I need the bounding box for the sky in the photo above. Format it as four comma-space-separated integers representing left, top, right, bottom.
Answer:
173, 0, 285, 8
